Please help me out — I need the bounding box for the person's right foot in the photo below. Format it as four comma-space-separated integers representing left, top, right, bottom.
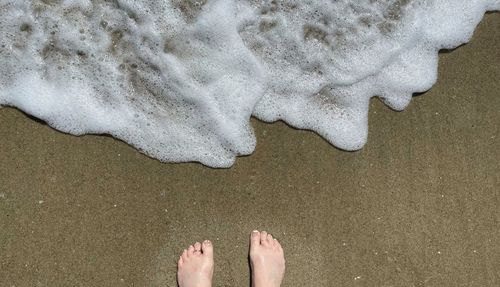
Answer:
249, 230, 286, 287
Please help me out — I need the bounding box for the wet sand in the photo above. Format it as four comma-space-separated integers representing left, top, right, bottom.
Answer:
1, 13, 499, 287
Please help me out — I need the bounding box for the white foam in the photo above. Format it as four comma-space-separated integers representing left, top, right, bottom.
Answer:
248, 0, 498, 150
0, 0, 498, 166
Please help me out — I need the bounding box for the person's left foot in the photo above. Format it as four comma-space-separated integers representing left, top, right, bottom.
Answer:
177, 240, 214, 287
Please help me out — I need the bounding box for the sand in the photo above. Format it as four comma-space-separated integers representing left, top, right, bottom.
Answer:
0, 13, 499, 287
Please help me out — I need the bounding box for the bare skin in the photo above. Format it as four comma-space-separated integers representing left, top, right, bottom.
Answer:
176, 231, 285, 287
177, 240, 214, 287
249, 230, 286, 287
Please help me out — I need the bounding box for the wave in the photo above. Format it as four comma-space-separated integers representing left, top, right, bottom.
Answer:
0, 0, 498, 167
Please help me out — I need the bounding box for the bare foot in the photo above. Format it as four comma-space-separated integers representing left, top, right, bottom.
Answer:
177, 240, 214, 287
249, 230, 286, 287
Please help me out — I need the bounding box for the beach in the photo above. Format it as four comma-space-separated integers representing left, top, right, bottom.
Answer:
0, 12, 499, 287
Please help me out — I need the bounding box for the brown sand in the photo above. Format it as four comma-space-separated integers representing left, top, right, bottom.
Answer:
1, 13, 499, 287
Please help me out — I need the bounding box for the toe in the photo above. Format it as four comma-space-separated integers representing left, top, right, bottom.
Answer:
194, 242, 202, 255
260, 231, 268, 245
187, 245, 195, 256
267, 233, 274, 242
202, 240, 213, 257
250, 230, 260, 249
181, 249, 188, 261
178, 256, 183, 267
273, 238, 281, 250
275, 239, 284, 252
275, 238, 282, 248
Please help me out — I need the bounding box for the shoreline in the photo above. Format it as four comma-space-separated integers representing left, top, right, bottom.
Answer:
0, 13, 499, 287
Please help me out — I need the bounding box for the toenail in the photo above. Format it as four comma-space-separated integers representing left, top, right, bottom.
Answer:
204, 240, 211, 245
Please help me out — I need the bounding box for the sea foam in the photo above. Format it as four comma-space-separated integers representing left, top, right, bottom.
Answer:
0, 0, 498, 167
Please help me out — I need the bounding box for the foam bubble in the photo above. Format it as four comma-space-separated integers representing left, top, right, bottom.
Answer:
0, 0, 498, 166
248, 0, 498, 150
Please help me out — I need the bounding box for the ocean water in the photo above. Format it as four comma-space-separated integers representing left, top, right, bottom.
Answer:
0, 0, 498, 167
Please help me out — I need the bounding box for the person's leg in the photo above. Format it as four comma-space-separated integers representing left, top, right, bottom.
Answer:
177, 240, 214, 287
249, 230, 286, 287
